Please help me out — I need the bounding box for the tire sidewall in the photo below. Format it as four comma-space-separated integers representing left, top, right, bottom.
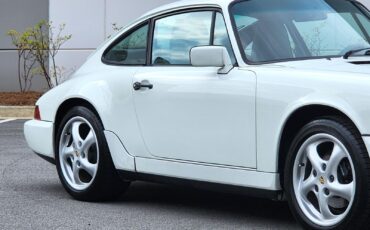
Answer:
55, 106, 110, 199
284, 119, 369, 230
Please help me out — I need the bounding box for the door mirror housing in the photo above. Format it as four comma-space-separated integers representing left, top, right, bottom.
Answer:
190, 46, 234, 74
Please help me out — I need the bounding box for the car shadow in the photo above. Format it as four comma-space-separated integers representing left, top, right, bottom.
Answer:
115, 181, 296, 224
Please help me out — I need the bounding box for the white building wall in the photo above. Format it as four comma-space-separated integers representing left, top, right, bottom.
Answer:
0, 0, 49, 92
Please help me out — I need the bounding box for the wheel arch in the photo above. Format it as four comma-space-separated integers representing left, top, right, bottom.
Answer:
54, 98, 104, 140
278, 104, 360, 188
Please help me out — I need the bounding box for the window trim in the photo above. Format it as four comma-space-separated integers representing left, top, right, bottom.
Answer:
101, 21, 150, 66
210, 11, 217, 45
212, 11, 238, 65
352, 2, 370, 42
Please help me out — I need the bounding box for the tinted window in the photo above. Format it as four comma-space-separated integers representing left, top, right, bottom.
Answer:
233, 15, 257, 58
152, 11, 213, 65
358, 13, 370, 33
213, 13, 237, 64
293, 14, 368, 56
104, 24, 149, 65
230, 0, 370, 63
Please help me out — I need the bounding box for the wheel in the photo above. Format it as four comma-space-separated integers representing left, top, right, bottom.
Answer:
55, 106, 129, 201
284, 117, 370, 229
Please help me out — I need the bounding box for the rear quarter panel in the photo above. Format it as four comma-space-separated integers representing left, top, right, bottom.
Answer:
36, 64, 149, 159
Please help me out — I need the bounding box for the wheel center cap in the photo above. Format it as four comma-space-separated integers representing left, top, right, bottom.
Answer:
75, 150, 80, 157
319, 176, 325, 185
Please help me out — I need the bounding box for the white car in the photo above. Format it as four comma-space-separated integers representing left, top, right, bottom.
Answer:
24, 0, 370, 229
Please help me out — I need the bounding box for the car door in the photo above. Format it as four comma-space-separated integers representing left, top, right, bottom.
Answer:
132, 10, 257, 168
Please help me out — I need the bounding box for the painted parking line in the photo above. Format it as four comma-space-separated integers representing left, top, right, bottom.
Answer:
0, 119, 16, 124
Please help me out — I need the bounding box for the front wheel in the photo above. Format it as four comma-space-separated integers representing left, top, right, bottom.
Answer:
55, 106, 129, 201
285, 117, 370, 229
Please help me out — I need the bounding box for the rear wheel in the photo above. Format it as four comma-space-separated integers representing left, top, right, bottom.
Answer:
285, 117, 370, 229
55, 106, 129, 201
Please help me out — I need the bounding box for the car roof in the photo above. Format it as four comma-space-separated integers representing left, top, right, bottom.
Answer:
140, 0, 233, 19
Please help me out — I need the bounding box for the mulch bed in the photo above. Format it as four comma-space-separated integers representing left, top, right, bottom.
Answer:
0, 92, 42, 106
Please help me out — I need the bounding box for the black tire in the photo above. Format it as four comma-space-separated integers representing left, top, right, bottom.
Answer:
284, 117, 370, 230
55, 106, 130, 201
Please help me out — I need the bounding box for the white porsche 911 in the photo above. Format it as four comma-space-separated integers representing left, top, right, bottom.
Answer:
24, 0, 370, 229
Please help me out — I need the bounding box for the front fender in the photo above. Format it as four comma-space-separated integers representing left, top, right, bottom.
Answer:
255, 67, 370, 173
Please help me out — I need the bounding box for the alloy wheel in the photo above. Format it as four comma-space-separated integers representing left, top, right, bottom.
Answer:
293, 133, 356, 227
59, 116, 99, 190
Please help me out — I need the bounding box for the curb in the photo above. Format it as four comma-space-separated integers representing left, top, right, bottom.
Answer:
0, 106, 34, 119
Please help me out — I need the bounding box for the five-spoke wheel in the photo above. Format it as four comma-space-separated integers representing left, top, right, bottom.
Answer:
285, 118, 370, 230
55, 106, 129, 201
59, 117, 99, 190
293, 134, 355, 226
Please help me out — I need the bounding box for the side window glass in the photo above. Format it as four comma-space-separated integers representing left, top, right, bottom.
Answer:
152, 11, 213, 65
104, 24, 149, 65
213, 13, 237, 65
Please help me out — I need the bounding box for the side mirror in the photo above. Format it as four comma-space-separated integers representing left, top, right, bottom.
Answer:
190, 46, 234, 74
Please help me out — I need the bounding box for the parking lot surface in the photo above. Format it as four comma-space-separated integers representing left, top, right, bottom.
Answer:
0, 119, 299, 229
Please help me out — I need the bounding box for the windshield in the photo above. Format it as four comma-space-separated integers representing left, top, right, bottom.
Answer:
230, 0, 370, 63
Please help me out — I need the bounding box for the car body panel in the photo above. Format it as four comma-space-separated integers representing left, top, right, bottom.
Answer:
24, 120, 54, 158
104, 130, 136, 171
135, 156, 281, 190
24, 0, 370, 192
248, 60, 370, 172
133, 66, 257, 168
37, 66, 152, 160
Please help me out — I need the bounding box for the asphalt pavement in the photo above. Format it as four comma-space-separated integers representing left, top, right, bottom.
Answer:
0, 119, 300, 229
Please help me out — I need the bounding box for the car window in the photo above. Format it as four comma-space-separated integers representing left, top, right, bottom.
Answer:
293, 14, 368, 56
339, 13, 366, 39
357, 13, 370, 33
104, 24, 149, 65
213, 12, 237, 65
230, 0, 370, 63
152, 11, 213, 65
232, 15, 258, 58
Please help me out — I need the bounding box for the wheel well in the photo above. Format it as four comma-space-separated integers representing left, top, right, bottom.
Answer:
54, 98, 103, 136
278, 105, 358, 188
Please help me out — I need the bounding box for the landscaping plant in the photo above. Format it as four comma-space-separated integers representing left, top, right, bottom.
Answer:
7, 30, 36, 92
7, 20, 72, 91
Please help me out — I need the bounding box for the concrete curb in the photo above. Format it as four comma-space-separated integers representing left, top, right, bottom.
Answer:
0, 106, 34, 119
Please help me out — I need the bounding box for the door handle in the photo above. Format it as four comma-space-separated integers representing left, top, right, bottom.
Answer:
133, 81, 153, 91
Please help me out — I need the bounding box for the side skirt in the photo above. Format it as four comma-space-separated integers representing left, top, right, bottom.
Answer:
118, 170, 283, 200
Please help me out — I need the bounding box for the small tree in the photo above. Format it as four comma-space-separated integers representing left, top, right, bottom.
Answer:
7, 30, 37, 92
26, 20, 72, 88
7, 20, 72, 90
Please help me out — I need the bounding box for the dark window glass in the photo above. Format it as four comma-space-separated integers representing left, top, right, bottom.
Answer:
152, 11, 213, 65
230, 0, 370, 63
104, 24, 149, 65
